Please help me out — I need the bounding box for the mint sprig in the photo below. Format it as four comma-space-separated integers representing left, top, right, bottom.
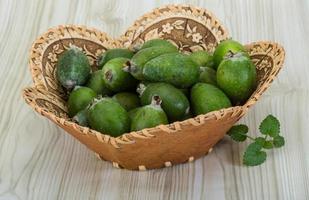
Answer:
227, 114, 285, 166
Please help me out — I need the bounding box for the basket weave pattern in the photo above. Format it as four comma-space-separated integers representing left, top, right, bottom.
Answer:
22, 5, 285, 170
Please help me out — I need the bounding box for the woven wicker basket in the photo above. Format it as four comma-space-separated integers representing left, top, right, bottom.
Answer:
22, 4, 285, 170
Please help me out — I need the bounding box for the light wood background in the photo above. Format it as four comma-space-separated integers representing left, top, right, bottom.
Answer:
0, 0, 308, 199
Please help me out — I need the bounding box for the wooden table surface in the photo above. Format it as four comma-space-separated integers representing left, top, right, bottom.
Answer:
0, 0, 308, 199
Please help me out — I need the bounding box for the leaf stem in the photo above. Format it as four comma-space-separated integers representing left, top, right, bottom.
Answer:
236, 133, 256, 141
246, 135, 256, 141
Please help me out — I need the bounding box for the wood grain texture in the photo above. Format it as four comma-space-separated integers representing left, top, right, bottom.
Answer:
0, 0, 308, 199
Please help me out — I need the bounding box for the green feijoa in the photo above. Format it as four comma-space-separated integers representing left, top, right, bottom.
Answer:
56, 46, 91, 90
124, 46, 178, 80
86, 70, 112, 96
67, 86, 96, 117
112, 92, 140, 111
143, 52, 199, 88
191, 83, 232, 115
213, 39, 249, 68
139, 39, 177, 50
180, 110, 193, 121
140, 83, 190, 121
217, 52, 257, 104
102, 57, 138, 92
199, 67, 217, 85
128, 107, 141, 120
72, 109, 88, 126
131, 96, 168, 131
87, 98, 130, 136
98, 48, 134, 69
190, 50, 215, 69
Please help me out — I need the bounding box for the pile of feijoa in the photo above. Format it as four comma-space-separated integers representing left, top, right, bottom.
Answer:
56, 39, 257, 137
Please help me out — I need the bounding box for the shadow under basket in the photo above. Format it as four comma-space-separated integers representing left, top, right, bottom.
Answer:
22, 4, 285, 170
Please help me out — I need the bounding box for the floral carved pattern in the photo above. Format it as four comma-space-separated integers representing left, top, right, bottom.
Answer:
130, 18, 218, 53
251, 55, 274, 85
246, 42, 284, 87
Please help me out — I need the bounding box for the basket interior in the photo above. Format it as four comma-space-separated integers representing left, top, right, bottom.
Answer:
32, 41, 284, 119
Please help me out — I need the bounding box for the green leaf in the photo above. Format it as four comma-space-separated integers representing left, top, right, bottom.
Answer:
263, 141, 274, 149
243, 142, 267, 166
255, 137, 266, 146
255, 137, 274, 149
259, 115, 280, 137
227, 125, 249, 142
273, 135, 285, 148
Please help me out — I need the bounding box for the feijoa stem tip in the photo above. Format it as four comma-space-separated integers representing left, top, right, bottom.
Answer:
105, 70, 113, 81
226, 50, 236, 58
123, 61, 136, 73
151, 95, 162, 106
131, 43, 142, 52
136, 83, 146, 96
68, 44, 82, 52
